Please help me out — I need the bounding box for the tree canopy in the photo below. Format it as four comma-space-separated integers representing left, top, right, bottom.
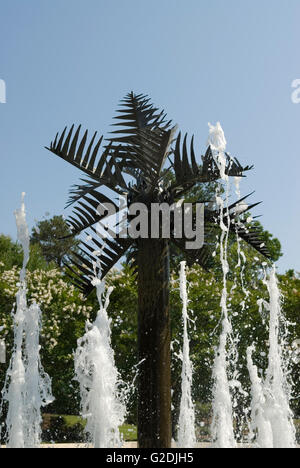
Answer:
30, 215, 79, 267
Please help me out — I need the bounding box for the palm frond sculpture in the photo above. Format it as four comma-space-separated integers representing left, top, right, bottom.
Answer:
46, 92, 270, 448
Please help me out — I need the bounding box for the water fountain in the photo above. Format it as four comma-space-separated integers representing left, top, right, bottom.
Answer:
208, 123, 237, 448
74, 258, 127, 448
247, 266, 296, 448
23, 301, 54, 447
0, 194, 53, 448
177, 261, 196, 448
206, 123, 296, 448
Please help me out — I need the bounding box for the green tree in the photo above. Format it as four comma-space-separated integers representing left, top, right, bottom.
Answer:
0, 235, 23, 269
0, 234, 49, 271
30, 216, 79, 267
277, 270, 300, 416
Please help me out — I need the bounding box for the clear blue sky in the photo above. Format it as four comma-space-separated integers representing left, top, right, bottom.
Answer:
0, 0, 299, 272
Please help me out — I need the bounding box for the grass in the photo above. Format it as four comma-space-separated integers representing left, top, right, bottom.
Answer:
43, 414, 300, 445
61, 415, 137, 441
43, 414, 137, 442
60, 415, 85, 429
119, 424, 138, 441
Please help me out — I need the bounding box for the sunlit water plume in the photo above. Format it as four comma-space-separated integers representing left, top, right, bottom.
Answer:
208, 123, 237, 448
177, 261, 196, 448
1, 193, 53, 448
228, 175, 250, 441
74, 253, 127, 448
247, 266, 296, 448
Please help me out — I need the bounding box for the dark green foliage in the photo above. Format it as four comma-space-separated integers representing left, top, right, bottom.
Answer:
0, 234, 49, 271
0, 235, 23, 269
41, 414, 85, 443
30, 215, 79, 267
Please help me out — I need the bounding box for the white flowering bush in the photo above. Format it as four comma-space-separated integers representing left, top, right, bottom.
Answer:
0, 262, 94, 414
0, 264, 93, 346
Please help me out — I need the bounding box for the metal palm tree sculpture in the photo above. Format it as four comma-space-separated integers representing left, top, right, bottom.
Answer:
46, 92, 270, 448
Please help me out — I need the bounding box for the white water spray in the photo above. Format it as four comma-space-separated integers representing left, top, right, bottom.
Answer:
229, 174, 250, 439
74, 270, 126, 448
23, 302, 54, 447
177, 261, 196, 448
247, 266, 296, 448
1, 193, 53, 448
246, 346, 273, 448
208, 123, 236, 448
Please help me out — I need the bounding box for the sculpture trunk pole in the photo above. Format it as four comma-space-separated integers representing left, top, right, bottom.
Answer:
137, 239, 172, 448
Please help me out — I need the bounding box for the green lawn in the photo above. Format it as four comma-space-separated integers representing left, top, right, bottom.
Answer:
43, 414, 137, 442
43, 414, 299, 444
120, 424, 137, 441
